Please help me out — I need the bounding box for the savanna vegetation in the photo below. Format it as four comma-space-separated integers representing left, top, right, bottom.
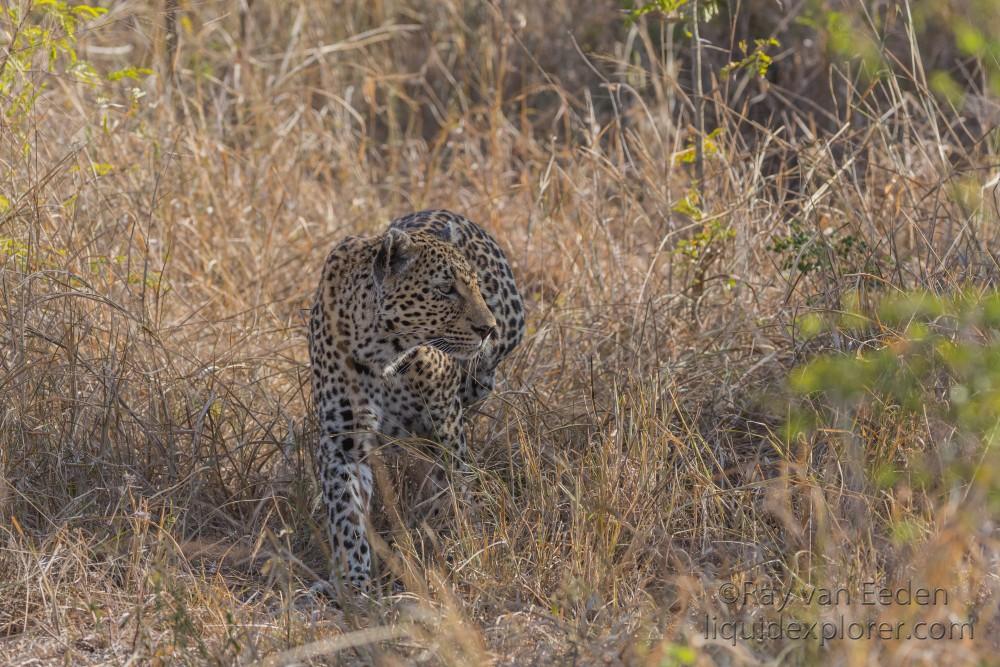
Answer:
1, 0, 999, 664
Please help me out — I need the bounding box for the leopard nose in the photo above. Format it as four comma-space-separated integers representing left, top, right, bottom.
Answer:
472, 324, 496, 340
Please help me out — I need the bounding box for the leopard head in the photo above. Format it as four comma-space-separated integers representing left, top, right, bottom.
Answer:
373, 227, 497, 361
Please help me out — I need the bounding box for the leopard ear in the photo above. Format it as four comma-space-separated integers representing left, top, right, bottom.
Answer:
374, 228, 415, 283
432, 219, 457, 243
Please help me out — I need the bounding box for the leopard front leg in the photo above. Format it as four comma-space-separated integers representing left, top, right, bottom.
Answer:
310, 303, 379, 594
317, 429, 374, 592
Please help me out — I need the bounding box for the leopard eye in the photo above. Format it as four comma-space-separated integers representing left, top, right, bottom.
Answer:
436, 283, 458, 298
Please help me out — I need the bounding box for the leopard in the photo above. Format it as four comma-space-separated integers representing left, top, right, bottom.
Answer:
308, 209, 525, 594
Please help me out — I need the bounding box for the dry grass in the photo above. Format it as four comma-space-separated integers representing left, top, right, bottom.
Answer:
1, 0, 999, 664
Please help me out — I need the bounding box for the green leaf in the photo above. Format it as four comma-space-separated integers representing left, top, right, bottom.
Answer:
90, 162, 114, 176
107, 66, 154, 82
954, 21, 986, 56
72, 5, 108, 20
929, 70, 965, 105
671, 193, 703, 220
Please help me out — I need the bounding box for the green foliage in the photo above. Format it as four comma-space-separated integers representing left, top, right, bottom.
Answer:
0, 2, 151, 139
671, 188, 704, 221
790, 291, 1000, 440
1, 2, 108, 125
623, 0, 720, 26
783, 290, 1000, 549
624, 0, 1000, 113
797, 0, 1000, 100
1, 2, 154, 220
913, 0, 1000, 97
768, 221, 867, 275
107, 66, 155, 82
0, 237, 33, 263
930, 70, 965, 105
626, 0, 689, 21
673, 218, 734, 262
821, 10, 855, 58
721, 38, 780, 80
673, 127, 723, 166
662, 643, 698, 666
0, 236, 165, 289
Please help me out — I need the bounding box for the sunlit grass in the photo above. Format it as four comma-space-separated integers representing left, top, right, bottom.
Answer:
1, 0, 998, 664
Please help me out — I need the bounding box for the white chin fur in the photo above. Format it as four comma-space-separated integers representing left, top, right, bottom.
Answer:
380, 340, 480, 376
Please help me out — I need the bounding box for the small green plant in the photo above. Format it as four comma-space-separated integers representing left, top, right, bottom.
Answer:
783, 290, 1000, 558
1, 2, 108, 126
0, 236, 165, 289
721, 38, 781, 79
625, 0, 720, 24
672, 192, 737, 301
787, 290, 1000, 462
626, 0, 690, 22
673, 127, 723, 166
768, 220, 867, 274
1, 2, 153, 222
914, 0, 1000, 99
673, 218, 734, 262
